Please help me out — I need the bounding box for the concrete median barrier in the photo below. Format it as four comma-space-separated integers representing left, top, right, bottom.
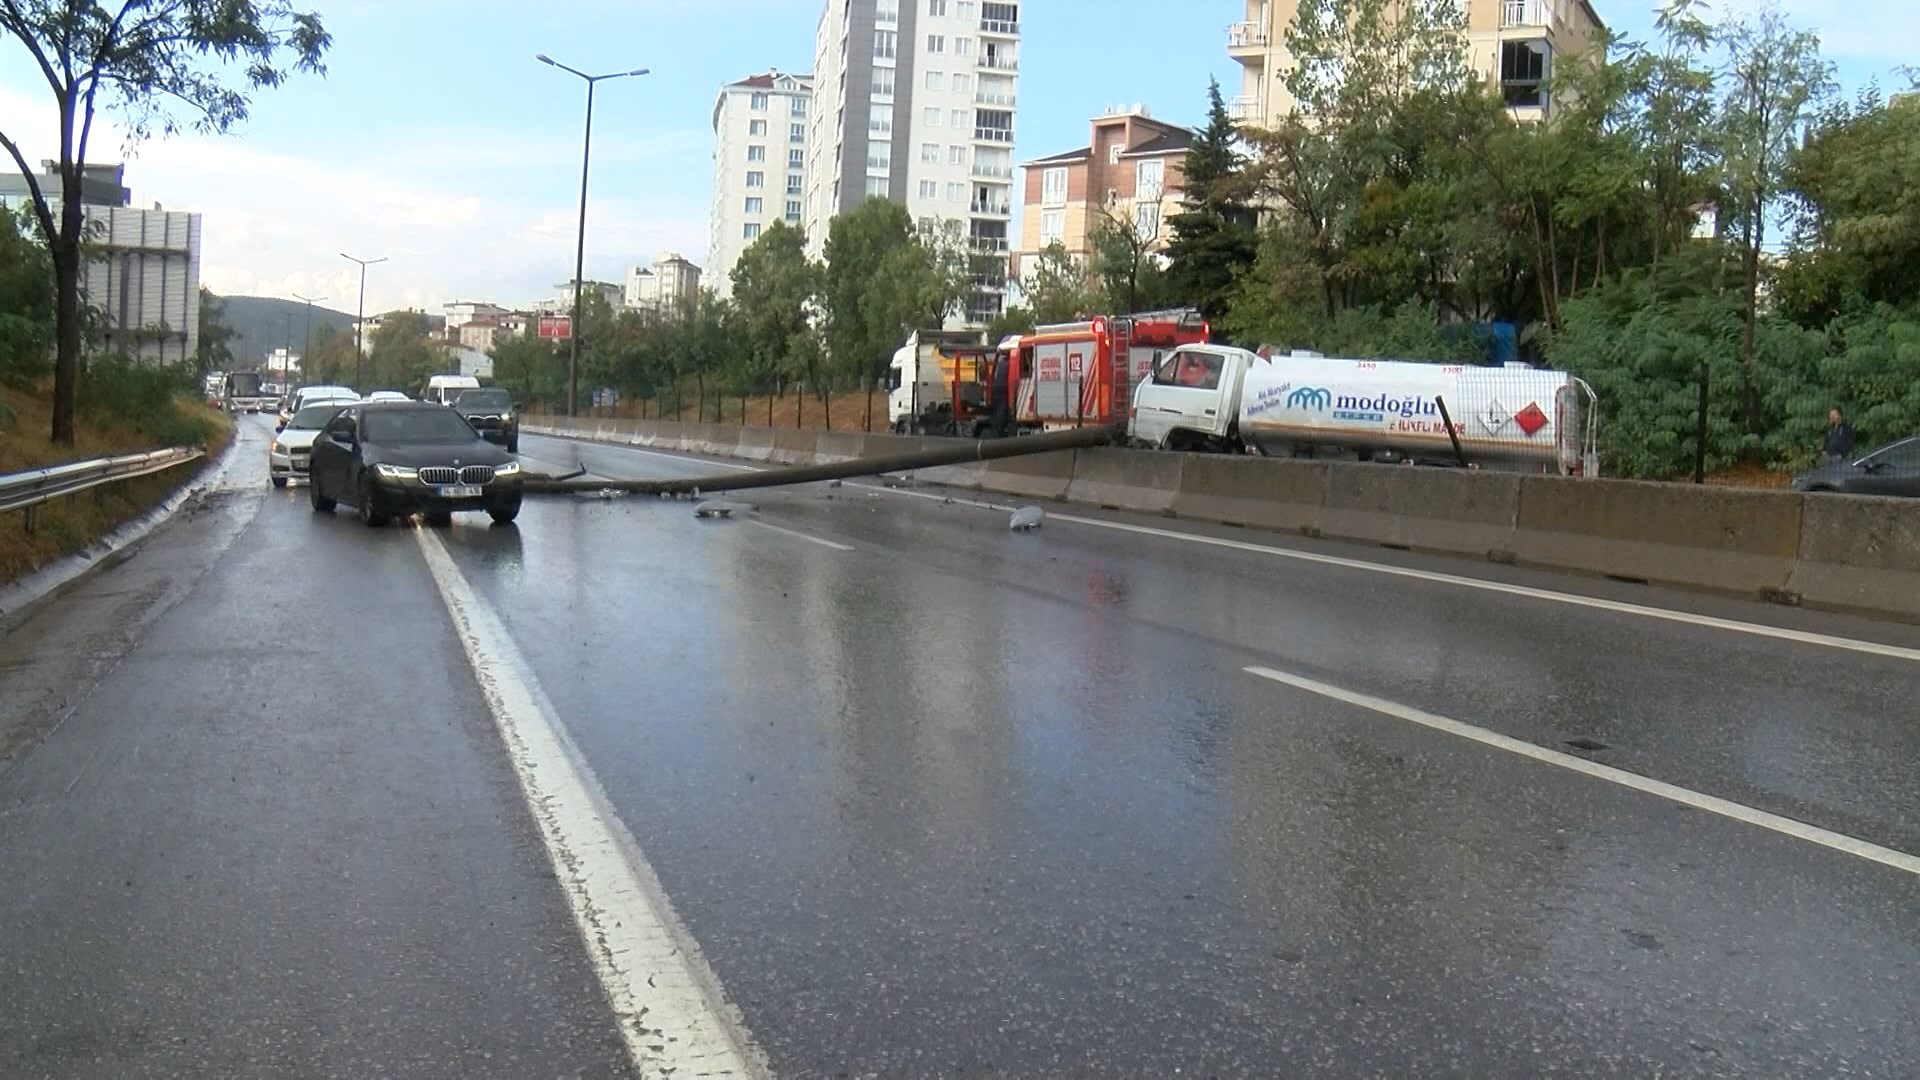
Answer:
736, 426, 775, 462
770, 428, 818, 465
1512, 476, 1801, 595
977, 446, 1078, 501
1169, 456, 1331, 534
1786, 495, 1920, 618
1065, 448, 1185, 514
1321, 464, 1521, 558
814, 432, 868, 464
686, 424, 741, 457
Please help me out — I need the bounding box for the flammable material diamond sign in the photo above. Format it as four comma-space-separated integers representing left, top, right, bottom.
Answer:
1514, 401, 1551, 436
1479, 399, 1512, 434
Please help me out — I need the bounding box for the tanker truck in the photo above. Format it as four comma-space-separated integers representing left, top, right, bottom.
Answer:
1128, 346, 1599, 475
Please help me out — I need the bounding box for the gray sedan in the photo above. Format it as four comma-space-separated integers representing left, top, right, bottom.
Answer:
1792, 436, 1920, 496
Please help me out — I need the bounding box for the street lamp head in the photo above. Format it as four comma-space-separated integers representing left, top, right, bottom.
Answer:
536, 53, 555, 65
628, 68, 650, 77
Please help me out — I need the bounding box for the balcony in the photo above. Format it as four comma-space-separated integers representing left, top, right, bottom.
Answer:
980, 18, 1019, 35
973, 127, 1015, 143
972, 237, 1010, 254
1501, 0, 1550, 27
974, 89, 1017, 107
971, 199, 1012, 216
971, 162, 1013, 179
1229, 95, 1265, 123
978, 53, 1018, 71
1227, 21, 1267, 51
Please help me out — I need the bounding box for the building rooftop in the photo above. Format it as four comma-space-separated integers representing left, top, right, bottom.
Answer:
1025, 146, 1093, 166
1120, 130, 1194, 158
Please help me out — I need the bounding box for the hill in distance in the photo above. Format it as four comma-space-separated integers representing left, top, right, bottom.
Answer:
212, 294, 357, 369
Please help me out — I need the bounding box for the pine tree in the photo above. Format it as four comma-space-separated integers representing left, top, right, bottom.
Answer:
1165, 80, 1258, 322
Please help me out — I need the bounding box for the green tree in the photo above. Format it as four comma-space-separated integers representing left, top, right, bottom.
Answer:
1089, 205, 1175, 314
366, 311, 436, 392
491, 328, 562, 411
820, 199, 964, 393
0, 0, 330, 445
194, 287, 234, 378
0, 205, 54, 388
1022, 241, 1098, 323
301, 324, 354, 387
1779, 93, 1920, 322
729, 221, 817, 397
1716, 7, 1834, 434
1164, 80, 1257, 319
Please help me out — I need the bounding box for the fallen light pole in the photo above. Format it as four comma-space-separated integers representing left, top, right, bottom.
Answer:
521, 426, 1111, 497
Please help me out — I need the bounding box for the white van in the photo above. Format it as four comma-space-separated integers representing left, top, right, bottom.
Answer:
422, 374, 481, 406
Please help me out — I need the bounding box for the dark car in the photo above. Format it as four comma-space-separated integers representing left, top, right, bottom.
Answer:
308, 402, 524, 527
1792, 436, 1920, 497
452, 387, 519, 452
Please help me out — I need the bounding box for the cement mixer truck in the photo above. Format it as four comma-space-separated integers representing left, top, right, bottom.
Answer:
1129, 346, 1599, 475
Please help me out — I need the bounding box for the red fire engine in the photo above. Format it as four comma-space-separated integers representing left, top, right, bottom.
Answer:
961, 309, 1211, 436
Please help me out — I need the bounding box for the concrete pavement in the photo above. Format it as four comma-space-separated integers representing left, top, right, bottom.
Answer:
1, 419, 1915, 1077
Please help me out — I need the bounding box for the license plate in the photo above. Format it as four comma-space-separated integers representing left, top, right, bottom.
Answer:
436, 484, 482, 498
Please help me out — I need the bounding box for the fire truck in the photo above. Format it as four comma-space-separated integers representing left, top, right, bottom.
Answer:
969, 309, 1212, 437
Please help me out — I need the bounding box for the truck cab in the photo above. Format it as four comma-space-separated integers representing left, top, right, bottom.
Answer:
1128, 345, 1259, 452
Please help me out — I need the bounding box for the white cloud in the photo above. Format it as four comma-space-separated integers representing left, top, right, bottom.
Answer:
0, 84, 711, 316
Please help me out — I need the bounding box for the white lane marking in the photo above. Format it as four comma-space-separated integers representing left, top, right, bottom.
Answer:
1244, 665, 1920, 877
416, 529, 767, 1078
531, 432, 1920, 663
744, 518, 854, 551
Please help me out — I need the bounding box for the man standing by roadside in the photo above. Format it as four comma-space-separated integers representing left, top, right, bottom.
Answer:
1824, 408, 1856, 465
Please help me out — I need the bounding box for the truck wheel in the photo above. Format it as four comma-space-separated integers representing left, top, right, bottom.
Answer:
357, 476, 390, 528
271, 476, 288, 489
488, 494, 522, 525
310, 475, 337, 513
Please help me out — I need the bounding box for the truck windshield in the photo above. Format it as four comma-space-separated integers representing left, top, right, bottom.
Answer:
227, 373, 263, 396
456, 389, 511, 410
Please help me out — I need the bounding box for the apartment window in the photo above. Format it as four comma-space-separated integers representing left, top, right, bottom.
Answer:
928, 0, 947, 13
751, 93, 769, 111
789, 148, 805, 168
791, 97, 808, 117
866, 175, 891, 196
927, 34, 946, 53
1041, 210, 1064, 245
746, 171, 765, 188
786, 200, 803, 221
946, 181, 966, 202
955, 37, 974, 57
1041, 166, 1067, 207
872, 67, 896, 97
925, 70, 945, 90
1134, 201, 1161, 238
919, 179, 939, 198
867, 107, 890, 136
749, 119, 767, 136
1109, 143, 1123, 165
791, 122, 806, 141
951, 109, 968, 128
1501, 40, 1551, 109
958, 0, 976, 17
921, 106, 940, 128
787, 174, 804, 194
949, 144, 967, 164
747, 144, 766, 162
877, 0, 898, 23
868, 140, 892, 170
953, 73, 972, 94
744, 223, 762, 240
874, 29, 897, 59
745, 196, 764, 214
922, 142, 940, 162
1136, 158, 1165, 200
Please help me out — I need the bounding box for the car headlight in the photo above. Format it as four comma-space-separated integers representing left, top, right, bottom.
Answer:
494, 460, 521, 476
375, 464, 418, 479
269, 440, 281, 454
500, 411, 513, 422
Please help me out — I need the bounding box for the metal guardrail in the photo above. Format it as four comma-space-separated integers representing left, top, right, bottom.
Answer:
0, 447, 205, 526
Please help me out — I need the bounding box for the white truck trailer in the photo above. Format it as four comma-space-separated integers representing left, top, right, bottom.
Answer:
1129, 346, 1598, 475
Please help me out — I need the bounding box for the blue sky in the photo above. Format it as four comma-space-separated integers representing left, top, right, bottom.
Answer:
0, 0, 1909, 316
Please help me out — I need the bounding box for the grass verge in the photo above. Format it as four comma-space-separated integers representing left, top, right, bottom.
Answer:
0, 382, 232, 587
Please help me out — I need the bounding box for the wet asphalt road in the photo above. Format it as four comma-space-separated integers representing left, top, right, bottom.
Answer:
2, 417, 1918, 1077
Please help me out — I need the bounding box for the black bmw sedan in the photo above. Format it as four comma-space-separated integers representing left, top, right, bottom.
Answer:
308, 402, 524, 527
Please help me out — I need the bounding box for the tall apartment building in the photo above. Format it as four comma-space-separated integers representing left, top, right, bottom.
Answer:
1014, 108, 1191, 284
1227, 0, 1604, 125
805, 0, 1021, 326
709, 70, 814, 298
625, 252, 704, 318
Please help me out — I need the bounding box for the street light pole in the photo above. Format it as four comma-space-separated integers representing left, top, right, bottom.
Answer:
340, 253, 387, 393
293, 292, 326, 387
537, 53, 648, 417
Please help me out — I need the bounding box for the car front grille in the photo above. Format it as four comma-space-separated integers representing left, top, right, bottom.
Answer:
418, 465, 495, 486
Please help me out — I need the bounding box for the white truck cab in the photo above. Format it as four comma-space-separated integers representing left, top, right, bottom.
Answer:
1129, 345, 1260, 452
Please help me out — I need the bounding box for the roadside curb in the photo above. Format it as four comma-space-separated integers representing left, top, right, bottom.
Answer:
0, 432, 242, 637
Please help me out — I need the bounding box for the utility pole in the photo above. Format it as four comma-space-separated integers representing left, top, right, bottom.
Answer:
537, 53, 648, 416
340, 253, 387, 393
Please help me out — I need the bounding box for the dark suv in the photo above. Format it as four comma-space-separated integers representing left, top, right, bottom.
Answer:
452, 387, 519, 452
308, 402, 524, 527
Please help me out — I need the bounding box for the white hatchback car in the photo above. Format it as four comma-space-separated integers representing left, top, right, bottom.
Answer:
269, 402, 353, 487
278, 384, 359, 429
